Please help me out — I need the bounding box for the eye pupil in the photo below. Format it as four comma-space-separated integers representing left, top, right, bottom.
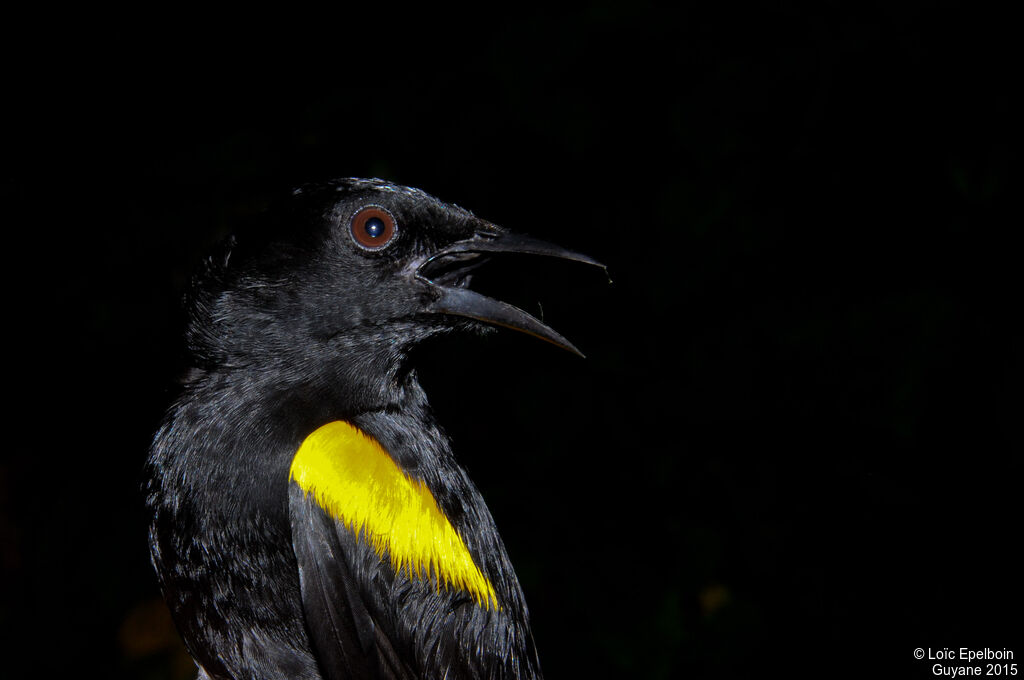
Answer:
364, 217, 385, 238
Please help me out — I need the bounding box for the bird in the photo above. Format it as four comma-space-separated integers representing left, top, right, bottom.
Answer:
144, 178, 602, 680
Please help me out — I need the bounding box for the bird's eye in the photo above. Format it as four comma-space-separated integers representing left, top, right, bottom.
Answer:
350, 206, 397, 250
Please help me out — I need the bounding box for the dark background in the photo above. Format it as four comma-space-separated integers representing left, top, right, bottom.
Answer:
3, 3, 1018, 678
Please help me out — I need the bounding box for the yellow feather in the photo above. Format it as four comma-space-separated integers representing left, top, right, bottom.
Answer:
289, 421, 498, 609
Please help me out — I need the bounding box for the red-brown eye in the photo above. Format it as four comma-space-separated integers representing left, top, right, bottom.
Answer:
350, 206, 397, 250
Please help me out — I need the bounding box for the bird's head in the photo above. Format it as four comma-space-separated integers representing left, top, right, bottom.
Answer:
184, 178, 602, 404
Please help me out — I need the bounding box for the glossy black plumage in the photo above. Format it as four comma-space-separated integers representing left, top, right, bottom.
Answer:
144, 179, 598, 680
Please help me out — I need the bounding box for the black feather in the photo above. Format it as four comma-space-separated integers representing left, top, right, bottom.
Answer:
145, 178, 597, 679
289, 483, 387, 680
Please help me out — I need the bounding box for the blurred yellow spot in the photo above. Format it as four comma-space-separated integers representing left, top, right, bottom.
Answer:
698, 584, 732, 617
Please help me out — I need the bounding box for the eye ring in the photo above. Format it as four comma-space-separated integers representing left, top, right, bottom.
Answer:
350, 205, 398, 250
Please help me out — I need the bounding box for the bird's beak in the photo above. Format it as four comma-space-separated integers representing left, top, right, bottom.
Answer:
416, 231, 605, 357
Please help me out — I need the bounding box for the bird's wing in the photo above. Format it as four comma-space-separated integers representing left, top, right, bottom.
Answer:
289, 483, 416, 680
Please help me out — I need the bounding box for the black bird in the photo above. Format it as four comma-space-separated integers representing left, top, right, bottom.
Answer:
145, 178, 601, 680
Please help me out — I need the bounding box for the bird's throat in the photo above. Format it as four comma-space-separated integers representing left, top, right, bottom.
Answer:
289, 420, 499, 609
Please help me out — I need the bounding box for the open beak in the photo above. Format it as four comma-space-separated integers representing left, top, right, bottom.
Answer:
416, 231, 605, 357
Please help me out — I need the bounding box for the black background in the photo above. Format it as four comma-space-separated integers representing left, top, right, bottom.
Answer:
3, 4, 1018, 679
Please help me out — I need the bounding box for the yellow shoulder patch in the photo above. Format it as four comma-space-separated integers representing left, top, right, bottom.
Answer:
289, 420, 498, 609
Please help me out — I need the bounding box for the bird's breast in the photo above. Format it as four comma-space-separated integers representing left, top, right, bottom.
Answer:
289, 420, 499, 609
